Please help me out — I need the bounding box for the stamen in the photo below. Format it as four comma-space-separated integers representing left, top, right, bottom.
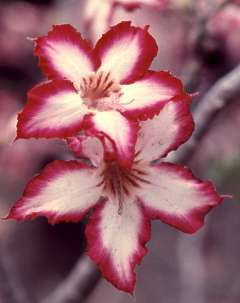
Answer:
102, 162, 150, 216
114, 165, 124, 215
117, 188, 124, 215
120, 98, 135, 105
79, 71, 122, 111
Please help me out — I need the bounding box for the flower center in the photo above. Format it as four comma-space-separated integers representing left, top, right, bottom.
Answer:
80, 71, 122, 111
101, 162, 150, 215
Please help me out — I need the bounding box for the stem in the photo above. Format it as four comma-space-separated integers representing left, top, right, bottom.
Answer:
0, 245, 32, 303
182, 0, 231, 92
176, 62, 240, 303
177, 231, 207, 303
41, 255, 101, 303
176, 64, 240, 163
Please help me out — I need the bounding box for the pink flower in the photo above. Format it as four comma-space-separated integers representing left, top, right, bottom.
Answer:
8, 100, 223, 293
207, 4, 240, 63
17, 22, 189, 167
84, 0, 169, 41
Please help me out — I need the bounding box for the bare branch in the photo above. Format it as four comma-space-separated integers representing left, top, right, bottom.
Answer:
176, 44, 240, 303
0, 245, 32, 303
182, 0, 231, 91
177, 230, 207, 303
41, 255, 101, 303
175, 63, 240, 163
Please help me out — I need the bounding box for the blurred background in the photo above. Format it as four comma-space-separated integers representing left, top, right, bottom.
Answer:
0, 0, 239, 302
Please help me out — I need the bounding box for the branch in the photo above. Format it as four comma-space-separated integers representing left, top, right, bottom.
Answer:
177, 230, 207, 303
176, 63, 240, 163
41, 255, 101, 303
182, 0, 231, 91
176, 35, 240, 303
0, 245, 32, 303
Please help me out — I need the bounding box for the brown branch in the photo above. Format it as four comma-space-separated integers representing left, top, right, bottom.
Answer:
176, 63, 240, 163
41, 255, 101, 303
176, 38, 240, 303
182, 0, 231, 91
0, 245, 32, 303
177, 230, 207, 303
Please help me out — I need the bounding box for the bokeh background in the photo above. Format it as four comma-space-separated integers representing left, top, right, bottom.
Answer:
0, 0, 239, 302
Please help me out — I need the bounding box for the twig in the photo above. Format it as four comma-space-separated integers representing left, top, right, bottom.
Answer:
0, 245, 32, 303
41, 255, 101, 303
182, 0, 231, 91
0, 257, 21, 303
177, 230, 207, 303
175, 63, 240, 163
176, 62, 240, 303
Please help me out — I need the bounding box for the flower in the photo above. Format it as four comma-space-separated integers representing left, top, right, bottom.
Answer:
84, 0, 169, 41
207, 4, 240, 63
8, 100, 223, 293
17, 22, 189, 167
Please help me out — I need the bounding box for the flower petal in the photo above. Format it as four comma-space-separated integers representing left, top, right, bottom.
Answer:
35, 24, 99, 84
138, 163, 223, 233
67, 135, 104, 167
94, 21, 158, 84
86, 199, 150, 293
86, 111, 138, 167
120, 71, 191, 120
7, 160, 103, 224
17, 80, 88, 139
117, 0, 168, 9
135, 100, 194, 162
84, 0, 113, 42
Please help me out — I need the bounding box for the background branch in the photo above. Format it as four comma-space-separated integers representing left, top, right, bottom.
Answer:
182, 0, 231, 91
176, 62, 240, 303
176, 63, 240, 163
41, 255, 101, 303
0, 244, 32, 303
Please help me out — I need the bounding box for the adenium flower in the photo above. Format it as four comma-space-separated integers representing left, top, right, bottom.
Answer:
84, 0, 169, 41
207, 4, 240, 63
17, 22, 189, 167
7, 100, 223, 293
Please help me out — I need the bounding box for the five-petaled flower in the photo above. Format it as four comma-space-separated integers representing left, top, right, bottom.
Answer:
17, 22, 189, 167
8, 99, 223, 293
84, 0, 169, 41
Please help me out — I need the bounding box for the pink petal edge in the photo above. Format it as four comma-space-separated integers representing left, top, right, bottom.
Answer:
140, 162, 224, 234
86, 200, 151, 293
35, 24, 100, 80
6, 160, 102, 224
94, 21, 158, 84
17, 80, 87, 139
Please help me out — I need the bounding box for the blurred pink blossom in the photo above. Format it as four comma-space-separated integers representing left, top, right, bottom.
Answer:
84, 0, 169, 42
207, 4, 240, 63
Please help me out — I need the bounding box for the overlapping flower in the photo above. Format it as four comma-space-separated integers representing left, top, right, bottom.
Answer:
16, 22, 190, 167
7, 22, 223, 293
84, 0, 169, 41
